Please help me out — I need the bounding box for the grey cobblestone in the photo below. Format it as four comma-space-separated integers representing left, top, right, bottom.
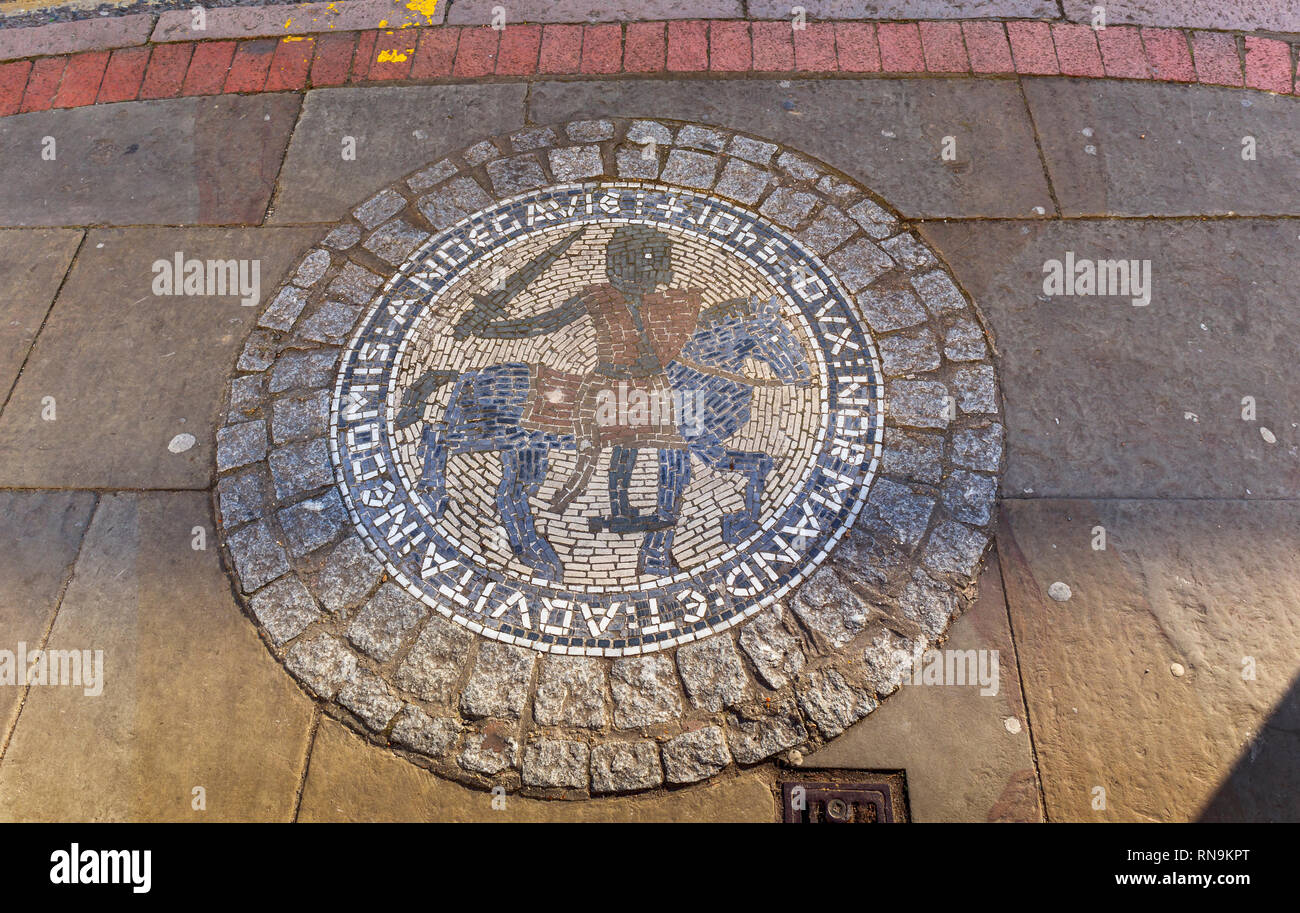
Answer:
285, 634, 357, 699
662, 726, 731, 784
395, 614, 476, 704
791, 567, 870, 649
347, 581, 426, 661
216, 420, 266, 472
259, 285, 309, 331
725, 697, 807, 764
660, 149, 718, 190
391, 705, 461, 758
796, 668, 878, 738
590, 741, 663, 793
338, 672, 403, 731
610, 654, 683, 728
715, 159, 769, 205
548, 145, 604, 181
737, 606, 805, 690
522, 738, 590, 789
226, 518, 289, 592
533, 655, 609, 729
250, 575, 320, 645
486, 155, 548, 195
268, 438, 332, 500
676, 636, 750, 712
304, 535, 383, 614
277, 488, 348, 557
460, 642, 537, 721
880, 428, 944, 485
352, 188, 406, 229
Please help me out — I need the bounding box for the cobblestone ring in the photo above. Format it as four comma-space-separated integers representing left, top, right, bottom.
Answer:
214, 118, 1003, 795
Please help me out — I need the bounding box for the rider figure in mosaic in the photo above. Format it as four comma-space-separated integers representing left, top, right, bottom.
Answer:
450, 225, 703, 553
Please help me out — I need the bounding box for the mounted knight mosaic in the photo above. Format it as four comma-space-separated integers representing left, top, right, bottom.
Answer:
214, 118, 1002, 795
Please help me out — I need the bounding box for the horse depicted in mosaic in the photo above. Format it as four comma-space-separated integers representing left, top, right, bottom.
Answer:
399, 292, 812, 581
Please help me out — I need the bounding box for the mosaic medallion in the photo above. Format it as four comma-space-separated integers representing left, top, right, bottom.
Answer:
215, 119, 1002, 795
335, 182, 881, 656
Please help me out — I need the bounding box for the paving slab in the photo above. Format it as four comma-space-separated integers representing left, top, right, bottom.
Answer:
152, 0, 445, 43
446, 0, 742, 23
0, 93, 300, 227
920, 218, 1300, 499
0, 225, 320, 489
998, 499, 1300, 822
747, 0, 1058, 17
0, 13, 154, 62
1062, 0, 1300, 33
527, 78, 1053, 219
297, 716, 774, 821
269, 83, 528, 223
0, 492, 316, 822
0, 489, 96, 737
0, 228, 81, 398
805, 557, 1044, 822
1023, 78, 1300, 216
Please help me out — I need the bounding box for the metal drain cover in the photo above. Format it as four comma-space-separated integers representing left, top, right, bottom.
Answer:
780, 770, 908, 823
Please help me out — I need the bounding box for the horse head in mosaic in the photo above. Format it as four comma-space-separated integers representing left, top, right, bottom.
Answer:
407, 293, 814, 581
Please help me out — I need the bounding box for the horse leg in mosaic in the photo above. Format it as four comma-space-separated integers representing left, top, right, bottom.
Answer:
590, 445, 676, 535
497, 445, 563, 579
415, 424, 450, 517
638, 447, 691, 576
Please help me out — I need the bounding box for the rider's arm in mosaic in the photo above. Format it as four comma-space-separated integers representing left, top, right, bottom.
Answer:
449, 292, 587, 339
449, 226, 589, 340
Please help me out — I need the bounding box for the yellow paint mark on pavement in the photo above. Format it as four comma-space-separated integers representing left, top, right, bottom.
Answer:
407, 0, 439, 25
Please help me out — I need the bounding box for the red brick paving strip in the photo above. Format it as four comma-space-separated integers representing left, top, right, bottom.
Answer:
666, 21, 708, 72
877, 23, 923, 73
369, 31, 417, 81
496, 24, 541, 76
97, 46, 150, 102
0, 60, 32, 116
1051, 24, 1104, 77
53, 50, 109, 108
962, 21, 1014, 73
1244, 36, 1293, 94
1141, 27, 1196, 82
750, 21, 794, 71
709, 21, 750, 72
2, 19, 1298, 115
138, 42, 191, 99
1191, 31, 1243, 86
181, 40, 236, 95
264, 37, 314, 92
538, 24, 582, 74
224, 39, 276, 93
349, 30, 379, 83
624, 22, 665, 72
794, 22, 838, 71
411, 27, 458, 78
581, 24, 623, 75
310, 32, 356, 86
1006, 21, 1059, 75
918, 21, 968, 73
1096, 25, 1150, 79
834, 23, 879, 73
20, 56, 66, 112
454, 26, 499, 77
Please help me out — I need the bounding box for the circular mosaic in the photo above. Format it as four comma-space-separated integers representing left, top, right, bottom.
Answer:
335, 182, 882, 656
214, 119, 1003, 796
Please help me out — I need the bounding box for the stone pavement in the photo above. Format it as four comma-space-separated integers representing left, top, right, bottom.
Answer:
0, 5, 1297, 823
